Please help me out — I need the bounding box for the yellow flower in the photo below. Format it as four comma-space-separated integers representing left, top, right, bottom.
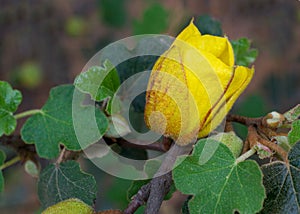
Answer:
144, 19, 254, 145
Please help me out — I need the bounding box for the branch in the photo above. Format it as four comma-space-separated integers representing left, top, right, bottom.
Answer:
145, 143, 192, 213
103, 137, 172, 152
145, 171, 172, 214
123, 143, 192, 214
123, 183, 151, 214
227, 114, 262, 126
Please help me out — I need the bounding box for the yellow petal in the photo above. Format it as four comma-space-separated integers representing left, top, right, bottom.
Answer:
199, 66, 255, 137
144, 19, 254, 145
195, 35, 235, 67
176, 19, 201, 44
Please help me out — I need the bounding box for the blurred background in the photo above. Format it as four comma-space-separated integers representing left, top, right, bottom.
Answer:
0, 0, 299, 213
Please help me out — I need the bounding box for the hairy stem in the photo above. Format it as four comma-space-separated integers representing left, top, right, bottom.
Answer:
235, 147, 256, 164
227, 114, 262, 126
0, 156, 21, 170
14, 109, 42, 120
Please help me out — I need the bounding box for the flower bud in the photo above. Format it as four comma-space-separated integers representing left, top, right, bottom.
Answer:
144, 19, 254, 145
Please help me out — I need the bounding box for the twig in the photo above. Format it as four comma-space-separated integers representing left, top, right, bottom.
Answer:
145, 171, 172, 214
145, 144, 192, 213
118, 139, 170, 152
257, 136, 288, 161
123, 183, 151, 214
227, 114, 262, 126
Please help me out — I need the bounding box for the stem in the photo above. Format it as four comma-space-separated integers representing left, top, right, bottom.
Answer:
258, 137, 288, 161
227, 114, 262, 126
56, 147, 66, 165
235, 147, 256, 164
14, 109, 42, 120
0, 156, 21, 170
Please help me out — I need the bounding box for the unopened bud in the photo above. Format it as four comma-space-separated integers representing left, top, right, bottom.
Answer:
263, 111, 285, 129
105, 114, 131, 138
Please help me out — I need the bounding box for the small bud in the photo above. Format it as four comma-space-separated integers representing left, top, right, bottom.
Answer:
105, 114, 131, 138
263, 111, 285, 129
24, 160, 40, 178
254, 143, 273, 159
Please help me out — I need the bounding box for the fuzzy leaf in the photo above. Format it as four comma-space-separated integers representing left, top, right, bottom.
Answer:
21, 85, 108, 159
0, 81, 22, 136
288, 120, 300, 146
260, 142, 300, 214
74, 60, 120, 114
74, 60, 120, 102
284, 104, 300, 122
38, 161, 97, 209
173, 139, 265, 214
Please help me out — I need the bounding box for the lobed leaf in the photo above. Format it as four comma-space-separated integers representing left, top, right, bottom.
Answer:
21, 85, 108, 159
288, 120, 300, 146
38, 161, 97, 209
260, 142, 300, 214
173, 139, 265, 214
0, 81, 22, 136
74, 60, 120, 114
284, 104, 300, 122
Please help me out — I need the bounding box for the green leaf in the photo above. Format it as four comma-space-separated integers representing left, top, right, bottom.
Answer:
173, 139, 265, 214
0, 150, 6, 192
42, 198, 94, 214
193, 15, 223, 36
284, 104, 300, 122
260, 142, 300, 213
231, 38, 258, 67
182, 196, 193, 214
75, 60, 120, 101
133, 3, 169, 35
38, 160, 97, 209
74, 60, 120, 114
21, 85, 108, 159
288, 120, 300, 146
0, 81, 22, 136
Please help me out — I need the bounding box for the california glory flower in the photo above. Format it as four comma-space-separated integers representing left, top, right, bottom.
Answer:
144, 19, 254, 145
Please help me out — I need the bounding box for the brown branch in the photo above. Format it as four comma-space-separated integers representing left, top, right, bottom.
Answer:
123, 183, 151, 214
226, 114, 262, 126
257, 136, 288, 161
145, 143, 192, 213
145, 171, 172, 214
